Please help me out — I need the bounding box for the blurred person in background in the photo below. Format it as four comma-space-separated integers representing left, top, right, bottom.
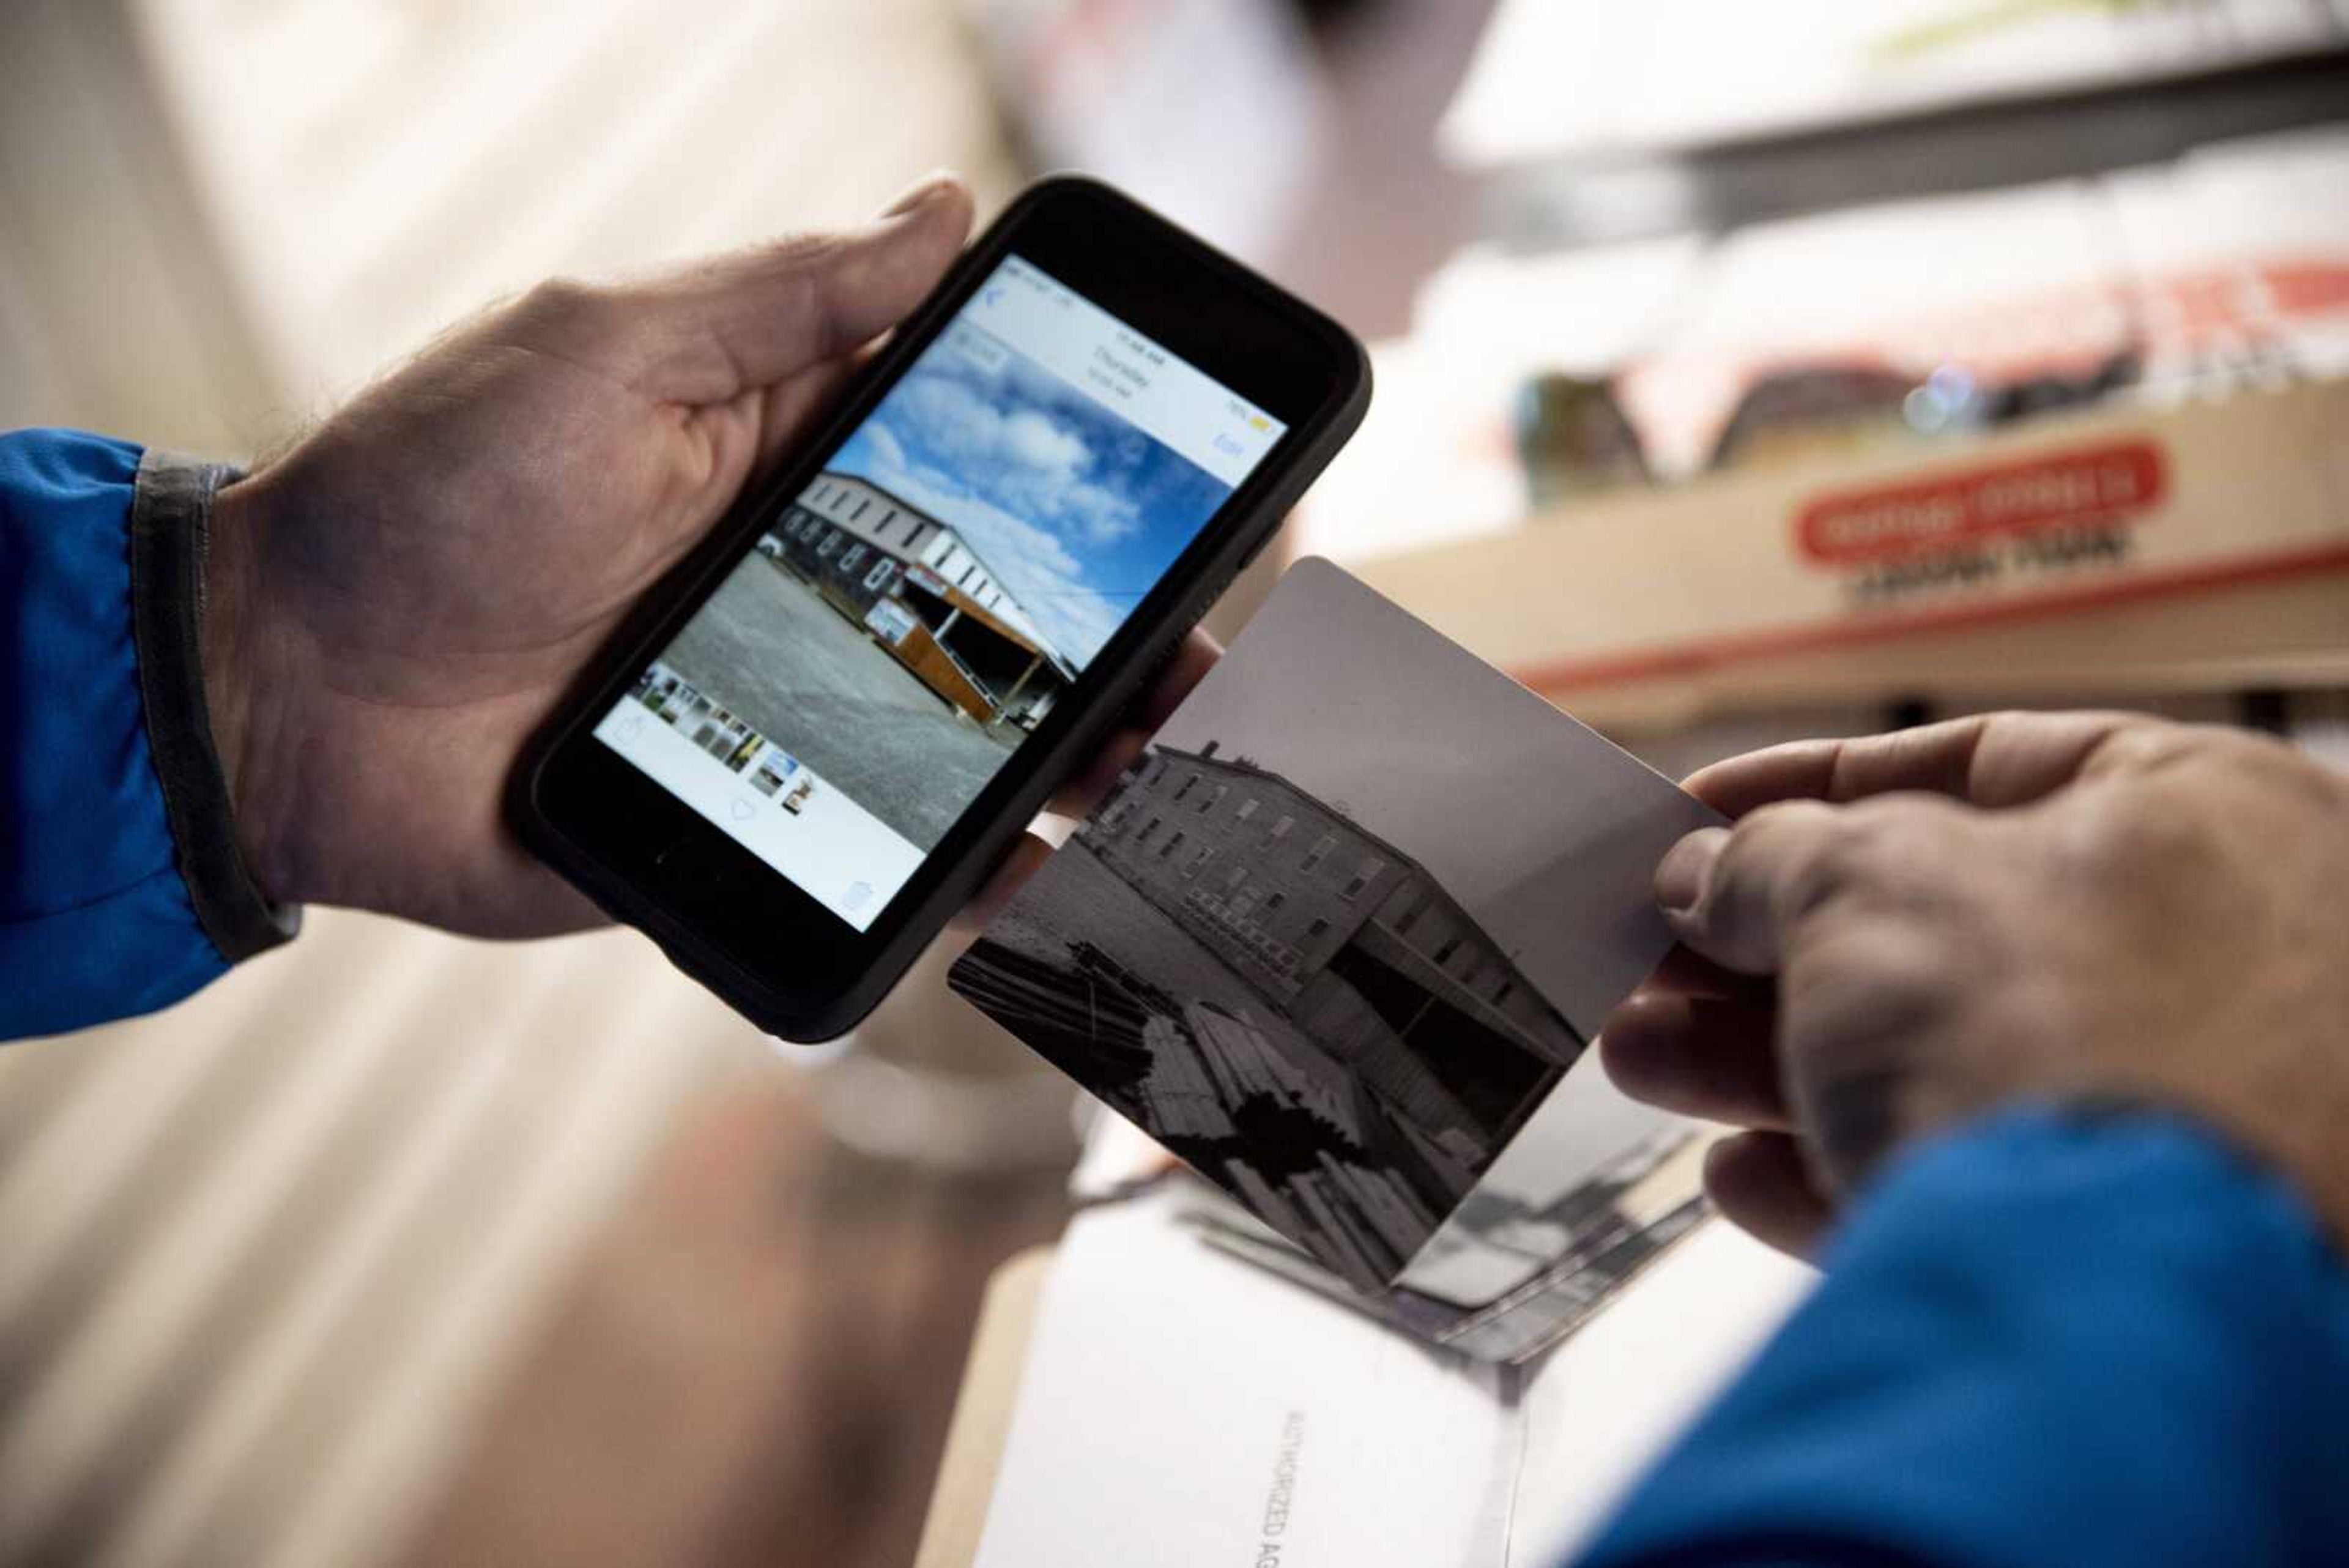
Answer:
4, 165, 2348, 1566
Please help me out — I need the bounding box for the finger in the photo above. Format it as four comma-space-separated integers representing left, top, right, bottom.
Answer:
1682, 710, 2166, 819
949, 830, 1056, 938
1050, 729, 1150, 821
1131, 629, 1223, 732
1599, 989, 1788, 1130
746, 338, 899, 482
1652, 801, 1849, 974
1644, 944, 1775, 1005
1703, 1131, 1835, 1262
620, 173, 975, 403
700, 335, 907, 515
1047, 631, 1222, 819
675, 355, 862, 526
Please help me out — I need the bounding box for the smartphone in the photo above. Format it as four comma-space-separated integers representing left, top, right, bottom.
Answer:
513, 177, 1371, 1041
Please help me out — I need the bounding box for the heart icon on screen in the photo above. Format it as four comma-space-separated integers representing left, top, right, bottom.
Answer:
730, 798, 757, 822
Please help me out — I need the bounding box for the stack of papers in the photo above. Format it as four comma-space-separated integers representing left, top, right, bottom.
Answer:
964, 1192, 1811, 1568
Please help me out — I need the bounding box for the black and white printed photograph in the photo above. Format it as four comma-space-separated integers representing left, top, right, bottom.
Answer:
950, 560, 1724, 1293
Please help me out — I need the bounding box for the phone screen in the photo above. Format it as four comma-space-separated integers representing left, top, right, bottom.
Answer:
592, 255, 1290, 931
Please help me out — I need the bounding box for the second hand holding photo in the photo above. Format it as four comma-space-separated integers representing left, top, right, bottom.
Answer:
952, 559, 1727, 1353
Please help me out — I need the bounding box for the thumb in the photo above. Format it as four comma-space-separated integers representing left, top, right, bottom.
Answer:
1653, 800, 1854, 975
615, 173, 975, 403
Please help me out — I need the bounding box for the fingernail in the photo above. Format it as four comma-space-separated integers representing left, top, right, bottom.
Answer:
881, 170, 960, 218
1655, 828, 1726, 916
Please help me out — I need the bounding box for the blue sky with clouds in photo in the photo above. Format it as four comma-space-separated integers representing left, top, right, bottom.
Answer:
827, 324, 1234, 669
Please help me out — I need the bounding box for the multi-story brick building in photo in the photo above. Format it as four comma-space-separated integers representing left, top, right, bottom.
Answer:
1084, 741, 1586, 1177
760, 471, 1075, 730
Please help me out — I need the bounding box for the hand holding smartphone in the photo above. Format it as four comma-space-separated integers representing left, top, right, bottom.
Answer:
513, 179, 1371, 1039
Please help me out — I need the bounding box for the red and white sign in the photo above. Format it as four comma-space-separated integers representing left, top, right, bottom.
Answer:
1797, 441, 2167, 565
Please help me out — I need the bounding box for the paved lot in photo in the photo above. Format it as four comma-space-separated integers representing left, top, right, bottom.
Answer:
664, 559, 1016, 851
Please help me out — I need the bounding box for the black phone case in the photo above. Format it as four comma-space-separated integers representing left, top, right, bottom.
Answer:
511, 177, 1372, 1041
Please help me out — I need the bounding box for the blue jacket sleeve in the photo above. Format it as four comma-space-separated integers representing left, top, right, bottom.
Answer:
2, 429, 290, 1039
1575, 1107, 2349, 1568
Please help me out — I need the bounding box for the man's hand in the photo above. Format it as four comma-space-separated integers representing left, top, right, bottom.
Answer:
1600, 712, 2349, 1258
200, 177, 994, 937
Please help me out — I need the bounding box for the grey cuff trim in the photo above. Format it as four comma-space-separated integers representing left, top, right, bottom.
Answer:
128, 448, 301, 962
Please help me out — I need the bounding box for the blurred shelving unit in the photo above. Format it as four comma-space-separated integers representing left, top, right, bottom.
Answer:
1449, 0, 2349, 247
1297, 0, 2349, 748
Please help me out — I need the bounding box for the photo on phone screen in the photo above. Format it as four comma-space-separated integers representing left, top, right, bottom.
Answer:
589, 255, 1290, 931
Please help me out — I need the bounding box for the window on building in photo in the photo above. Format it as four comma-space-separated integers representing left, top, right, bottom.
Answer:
1307, 916, 1331, 938
880, 508, 897, 532
852, 499, 870, 521
863, 558, 894, 592
1266, 814, 1294, 846
1264, 891, 1286, 912
811, 483, 831, 505
1236, 798, 1260, 822
1493, 979, 1515, 1006
903, 516, 924, 546
1137, 816, 1162, 844
1200, 784, 1228, 816
959, 563, 978, 588
840, 543, 867, 572
1435, 937, 1461, 964
1160, 830, 1186, 860
1186, 845, 1215, 879
817, 530, 841, 559
1394, 891, 1426, 934
1341, 856, 1385, 901
1301, 833, 1336, 873
1224, 865, 1248, 891
1174, 772, 1200, 803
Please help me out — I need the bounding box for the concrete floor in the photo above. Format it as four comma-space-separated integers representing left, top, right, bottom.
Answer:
663, 559, 1017, 853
